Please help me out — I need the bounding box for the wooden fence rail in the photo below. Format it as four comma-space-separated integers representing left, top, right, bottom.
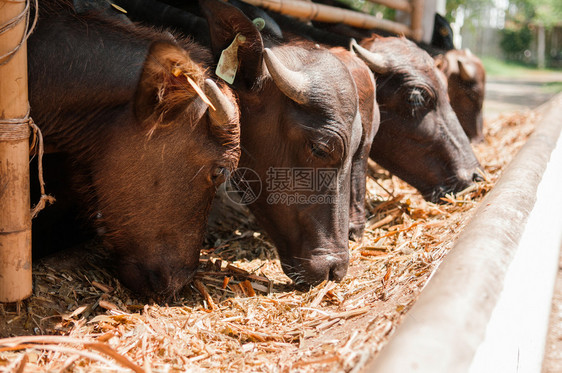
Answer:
241, 0, 425, 41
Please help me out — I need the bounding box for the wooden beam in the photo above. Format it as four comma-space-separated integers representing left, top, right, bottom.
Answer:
410, 0, 425, 41
241, 0, 412, 36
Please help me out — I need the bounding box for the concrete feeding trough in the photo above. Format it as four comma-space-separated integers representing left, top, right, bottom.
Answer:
363, 93, 562, 373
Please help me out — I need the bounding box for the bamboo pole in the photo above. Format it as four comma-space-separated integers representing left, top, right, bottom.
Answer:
0, 0, 32, 302
241, 0, 412, 37
409, 0, 424, 41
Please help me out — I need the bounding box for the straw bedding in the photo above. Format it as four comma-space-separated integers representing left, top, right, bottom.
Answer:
0, 109, 538, 372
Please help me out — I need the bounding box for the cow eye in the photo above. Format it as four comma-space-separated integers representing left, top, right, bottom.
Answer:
408, 89, 426, 108
311, 143, 330, 159
212, 166, 229, 184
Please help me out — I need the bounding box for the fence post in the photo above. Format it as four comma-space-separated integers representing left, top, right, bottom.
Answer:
0, 0, 33, 302
410, 0, 425, 41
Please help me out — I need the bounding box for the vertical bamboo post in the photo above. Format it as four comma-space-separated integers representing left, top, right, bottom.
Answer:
410, 0, 425, 42
0, 0, 32, 302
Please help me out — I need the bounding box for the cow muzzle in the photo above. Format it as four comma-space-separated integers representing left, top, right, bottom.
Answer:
283, 249, 350, 287
118, 260, 198, 300
426, 167, 484, 203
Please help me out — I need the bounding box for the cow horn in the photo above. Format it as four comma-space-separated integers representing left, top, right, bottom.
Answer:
204, 79, 238, 127
458, 59, 476, 81
263, 48, 310, 105
350, 39, 389, 75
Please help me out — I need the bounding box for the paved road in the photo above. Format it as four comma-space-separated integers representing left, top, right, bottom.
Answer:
484, 72, 562, 119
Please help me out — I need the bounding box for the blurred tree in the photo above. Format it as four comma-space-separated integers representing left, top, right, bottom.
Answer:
444, 0, 561, 27
500, 25, 532, 57
445, 0, 493, 23
503, 0, 561, 66
446, 0, 560, 65
508, 0, 562, 29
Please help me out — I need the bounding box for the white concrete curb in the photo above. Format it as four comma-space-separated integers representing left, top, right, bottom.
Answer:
362, 93, 562, 373
469, 111, 562, 372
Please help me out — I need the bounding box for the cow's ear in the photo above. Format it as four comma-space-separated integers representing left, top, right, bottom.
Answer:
434, 54, 448, 72
444, 51, 459, 75
135, 42, 208, 131
199, 0, 264, 89
458, 58, 477, 82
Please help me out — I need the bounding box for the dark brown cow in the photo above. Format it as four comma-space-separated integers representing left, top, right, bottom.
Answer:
199, 0, 372, 285
352, 36, 482, 202
29, 0, 240, 298
246, 9, 379, 240
436, 49, 486, 142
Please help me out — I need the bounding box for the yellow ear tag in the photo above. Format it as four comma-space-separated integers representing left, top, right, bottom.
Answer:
110, 3, 128, 13
216, 33, 246, 84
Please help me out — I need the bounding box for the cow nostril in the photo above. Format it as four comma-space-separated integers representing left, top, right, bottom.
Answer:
472, 172, 484, 182
328, 259, 348, 282
348, 223, 365, 242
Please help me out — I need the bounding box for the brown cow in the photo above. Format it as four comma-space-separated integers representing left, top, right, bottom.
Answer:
29, 0, 240, 298
436, 49, 486, 142
352, 36, 482, 202
199, 0, 372, 285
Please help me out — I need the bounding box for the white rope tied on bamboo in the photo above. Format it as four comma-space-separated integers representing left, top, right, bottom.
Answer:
0, 114, 56, 219
28, 119, 56, 218
0, 0, 38, 66
0, 116, 30, 141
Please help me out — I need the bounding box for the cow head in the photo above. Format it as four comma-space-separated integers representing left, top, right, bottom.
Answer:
93, 42, 240, 298
436, 49, 486, 142
352, 36, 482, 203
201, 0, 363, 286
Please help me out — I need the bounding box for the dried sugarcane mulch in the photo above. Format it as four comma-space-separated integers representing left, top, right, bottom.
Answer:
0, 109, 539, 373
